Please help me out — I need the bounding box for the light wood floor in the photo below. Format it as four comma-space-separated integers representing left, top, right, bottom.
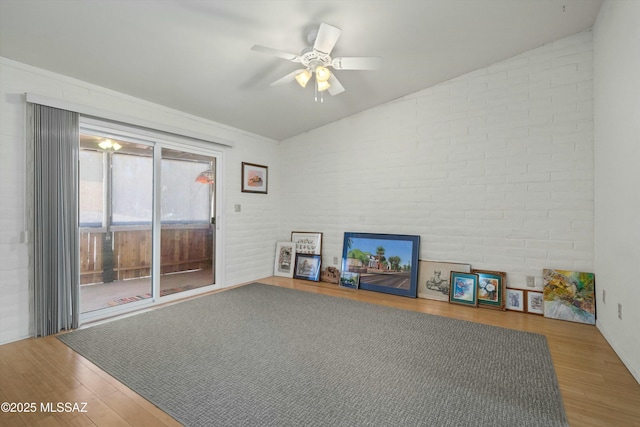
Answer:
1, 277, 639, 427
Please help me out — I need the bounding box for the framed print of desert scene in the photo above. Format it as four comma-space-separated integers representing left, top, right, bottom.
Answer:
341, 232, 419, 298
543, 269, 595, 325
417, 261, 471, 301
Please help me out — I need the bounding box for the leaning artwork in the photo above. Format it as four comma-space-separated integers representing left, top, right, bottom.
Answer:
543, 269, 595, 325
417, 260, 471, 301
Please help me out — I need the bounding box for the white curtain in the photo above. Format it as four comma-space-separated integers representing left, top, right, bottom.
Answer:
29, 103, 80, 336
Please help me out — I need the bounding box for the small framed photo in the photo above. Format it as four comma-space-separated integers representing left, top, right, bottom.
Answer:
505, 288, 525, 312
273, 241, 296, 278
473, 270, 506, 311
291, 231, 322, 255
241, 162, 268, 194
293, 254, 321, 281
339, 271, 360, 289
449, 272, 479, 307
526, 290, 544, 315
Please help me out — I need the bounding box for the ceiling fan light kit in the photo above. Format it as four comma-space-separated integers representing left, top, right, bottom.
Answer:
251, 22, 381, 102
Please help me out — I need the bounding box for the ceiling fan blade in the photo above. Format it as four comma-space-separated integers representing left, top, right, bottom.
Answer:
270, 70, 301, 86
251, 45, 301, 62
313, 23, 341, 55
327, 74, 345, 96
331, 57, 382, 70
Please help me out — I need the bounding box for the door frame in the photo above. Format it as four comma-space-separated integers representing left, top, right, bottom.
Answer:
78, 117, 224, 324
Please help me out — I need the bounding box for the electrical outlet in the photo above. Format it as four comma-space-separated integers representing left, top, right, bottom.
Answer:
602, 289, 606, 304
333, 257, 338, 265
618, 303, 622, 320
526, 276, 535, 287
234, 204, 241, 212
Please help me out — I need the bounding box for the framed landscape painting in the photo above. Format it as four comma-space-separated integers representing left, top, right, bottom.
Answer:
341, 232, 420, 298
543, 269, 595, 324
417, 260, 471, 302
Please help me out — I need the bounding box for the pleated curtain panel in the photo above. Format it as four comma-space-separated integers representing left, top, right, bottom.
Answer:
29, 103, 80, 337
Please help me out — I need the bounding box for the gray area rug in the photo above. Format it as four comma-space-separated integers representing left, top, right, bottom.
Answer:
58, 283, 568, 427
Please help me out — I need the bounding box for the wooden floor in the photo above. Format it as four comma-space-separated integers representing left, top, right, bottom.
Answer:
1, 277, 639, 427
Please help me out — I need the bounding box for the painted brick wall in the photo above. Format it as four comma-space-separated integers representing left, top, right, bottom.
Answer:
278, 31, 594, 289
0, 58, 280, 344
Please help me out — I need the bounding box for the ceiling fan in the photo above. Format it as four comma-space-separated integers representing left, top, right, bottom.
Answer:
251, 23, 382, 101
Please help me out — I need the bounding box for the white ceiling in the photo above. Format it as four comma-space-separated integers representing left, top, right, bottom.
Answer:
0, 0, 602, 141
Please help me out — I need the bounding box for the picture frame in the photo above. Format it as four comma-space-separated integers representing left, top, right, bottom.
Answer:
342, 232, 420, 298
273, 241, 296, 278
291, 231, 323, 255
473, 269, 506, 310
293, 254, 321, 281
339, 271, 360, 289
543, 269, 595, 325
526, 290, 544, 315
449, 272, 479, 306
505, 288, 525, 312
241, 162, 268, 194
418, 260, 471, 301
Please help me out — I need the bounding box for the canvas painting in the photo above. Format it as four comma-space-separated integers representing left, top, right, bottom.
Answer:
543, 269, 595, 325
418, 261, 471, 301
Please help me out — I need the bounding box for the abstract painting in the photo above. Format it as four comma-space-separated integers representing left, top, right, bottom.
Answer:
543, 269, 595, 325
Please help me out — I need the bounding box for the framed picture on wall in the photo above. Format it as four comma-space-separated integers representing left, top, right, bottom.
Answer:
241, 162, 268, 194
473, 270, 506, 311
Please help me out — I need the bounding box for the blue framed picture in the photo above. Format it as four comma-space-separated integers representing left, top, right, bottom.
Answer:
449, 272, 479, 307
341, 232, 420, 298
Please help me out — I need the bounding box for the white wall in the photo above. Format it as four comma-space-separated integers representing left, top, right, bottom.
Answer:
0, 58, 280, 344
593, 0, 640, 382
279, 31, 594, 293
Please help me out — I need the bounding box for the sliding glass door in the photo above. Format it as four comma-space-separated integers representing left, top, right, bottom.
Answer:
78, 122, 220, 318
79, 135, 154, 312
159, 148, 216, 297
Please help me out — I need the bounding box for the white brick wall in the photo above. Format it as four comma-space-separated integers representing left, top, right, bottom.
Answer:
0, 58, 280, 344
278, 31, 594, 289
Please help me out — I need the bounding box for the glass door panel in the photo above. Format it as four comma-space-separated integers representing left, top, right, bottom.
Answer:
159, 148, 215, 296
79, 133, 154, 313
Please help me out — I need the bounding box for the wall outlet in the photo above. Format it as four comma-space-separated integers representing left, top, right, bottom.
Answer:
602, 289, 606, 304
234, 204, 241, 212
526, 276, 535, 287
333, 257, 338, 265
618, 303, 622, 320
